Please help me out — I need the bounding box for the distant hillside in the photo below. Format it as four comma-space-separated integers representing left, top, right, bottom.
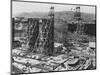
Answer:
13, 12, 48, 18
14, 11, 95, 22
55, 11, 95, 22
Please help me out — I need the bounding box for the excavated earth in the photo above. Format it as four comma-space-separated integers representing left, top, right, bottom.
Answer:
12, 42, 96, 74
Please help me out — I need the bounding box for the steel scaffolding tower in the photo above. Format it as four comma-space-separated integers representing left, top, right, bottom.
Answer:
27, 7, 54, 56
74, 6, 84, 34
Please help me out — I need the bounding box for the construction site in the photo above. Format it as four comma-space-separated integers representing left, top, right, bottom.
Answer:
11, 4, 96, 74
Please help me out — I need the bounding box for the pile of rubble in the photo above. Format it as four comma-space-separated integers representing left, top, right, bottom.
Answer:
12, 41, 96, 74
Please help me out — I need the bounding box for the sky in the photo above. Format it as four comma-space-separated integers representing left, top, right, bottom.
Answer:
12, 1, 96, 16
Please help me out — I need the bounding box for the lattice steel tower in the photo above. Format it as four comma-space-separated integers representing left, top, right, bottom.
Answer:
74, 6, 84, 34
33, 7, 54, 55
